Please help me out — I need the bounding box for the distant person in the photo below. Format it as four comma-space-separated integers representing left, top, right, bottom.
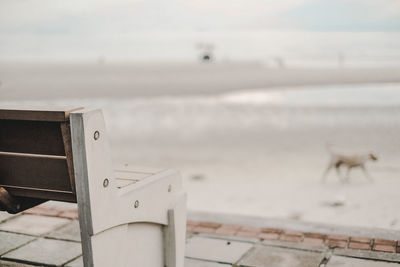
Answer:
201, 53, 212, 62
196, 42, 215, 63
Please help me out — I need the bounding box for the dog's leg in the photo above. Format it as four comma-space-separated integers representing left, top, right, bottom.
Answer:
361, 165, 374, 182
344, 166, 352, 183
335, 166, 345, 183
321, 165, 333, 183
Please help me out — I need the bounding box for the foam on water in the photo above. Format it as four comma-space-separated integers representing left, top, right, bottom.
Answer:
221, 83, 400, 106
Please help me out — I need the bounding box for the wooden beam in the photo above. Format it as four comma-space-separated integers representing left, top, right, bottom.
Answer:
0, 153, 75, 201
4, 186, 76, 203
60, 122, 76, 194
0, 152, 66, 160
0, 107, 83, 122
0, 120, 66, 156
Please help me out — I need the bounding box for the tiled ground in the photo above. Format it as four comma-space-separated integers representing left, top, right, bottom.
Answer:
1, 209, 400, 266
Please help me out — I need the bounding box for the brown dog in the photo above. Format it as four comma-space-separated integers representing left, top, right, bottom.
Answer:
321, 146, 378, 183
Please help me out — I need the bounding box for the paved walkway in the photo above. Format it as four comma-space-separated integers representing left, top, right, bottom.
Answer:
0, 202, 400, 266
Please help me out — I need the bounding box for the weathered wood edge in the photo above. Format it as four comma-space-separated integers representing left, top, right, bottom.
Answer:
70, 109, 95, 267
60, 122, 76, 195
0, 107, 84, 121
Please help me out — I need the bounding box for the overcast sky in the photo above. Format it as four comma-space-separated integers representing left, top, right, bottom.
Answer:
1, 0, 400, 34
1, 0, 399, 61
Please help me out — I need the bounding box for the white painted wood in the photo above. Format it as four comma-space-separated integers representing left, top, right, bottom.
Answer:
114, 170, 150, 180
70, 109, 186, 267
165, 193, 187, 267
114, 163, 165, 174
91, 223, 164, 267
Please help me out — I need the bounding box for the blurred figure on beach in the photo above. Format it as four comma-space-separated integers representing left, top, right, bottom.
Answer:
196, 42, 215, 63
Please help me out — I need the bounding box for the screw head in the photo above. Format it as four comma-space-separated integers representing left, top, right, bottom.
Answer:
103, 178, 109, 188
94, 131, 100, 140
134, 200, 139, 208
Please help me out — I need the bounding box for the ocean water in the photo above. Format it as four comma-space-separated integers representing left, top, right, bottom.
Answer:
2, 31, 400, 68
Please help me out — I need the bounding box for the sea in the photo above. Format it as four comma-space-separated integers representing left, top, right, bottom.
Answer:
1, 30, 400, 68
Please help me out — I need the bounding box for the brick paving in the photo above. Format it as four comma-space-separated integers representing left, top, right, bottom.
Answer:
0, 203, 399, 266
187, 219, 400, 254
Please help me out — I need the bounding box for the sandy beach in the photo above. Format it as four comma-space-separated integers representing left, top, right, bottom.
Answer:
1, 62, 400, 99
1, 62, 400, 231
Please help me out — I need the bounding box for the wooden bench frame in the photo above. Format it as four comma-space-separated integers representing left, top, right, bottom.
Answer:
0, 107, 187, 267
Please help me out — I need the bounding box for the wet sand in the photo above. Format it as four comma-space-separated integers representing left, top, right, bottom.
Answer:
1, 62, 400, 99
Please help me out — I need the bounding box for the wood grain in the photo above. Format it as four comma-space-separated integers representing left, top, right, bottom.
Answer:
0, 120, 66, 155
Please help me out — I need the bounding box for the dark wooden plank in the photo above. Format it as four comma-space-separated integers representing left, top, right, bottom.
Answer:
0, 154, 75, 201
0, 152, 66, 159
4, 187, 76, 203
60, 122, 76, 194
0, 107, 83, 122
0, 120, 66, 155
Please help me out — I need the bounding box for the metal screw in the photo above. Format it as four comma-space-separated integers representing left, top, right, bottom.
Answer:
103, 178, 109, 188
134, 200, 139, 208
94, 131, 100, 140
168, 185, 172, 192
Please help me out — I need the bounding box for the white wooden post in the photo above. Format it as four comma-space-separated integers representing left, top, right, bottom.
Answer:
70, 109, 186, 267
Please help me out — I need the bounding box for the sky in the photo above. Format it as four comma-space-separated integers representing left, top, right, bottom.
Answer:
0, 0, 400, 62
1, 0, 400, 33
